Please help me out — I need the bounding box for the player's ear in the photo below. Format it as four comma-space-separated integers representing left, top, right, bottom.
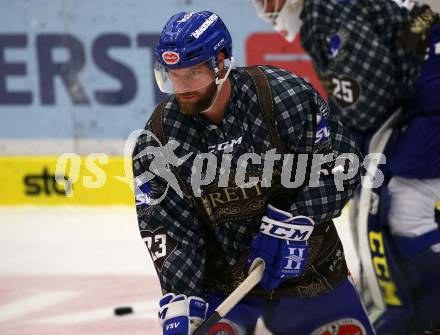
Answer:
217, 52, 226, 78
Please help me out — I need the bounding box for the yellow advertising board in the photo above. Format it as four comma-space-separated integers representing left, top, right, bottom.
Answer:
0, 156, 134, 205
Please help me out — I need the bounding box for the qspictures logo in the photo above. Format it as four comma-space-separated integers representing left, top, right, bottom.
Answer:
128, 129, 386, 207
52, 129, 386, 204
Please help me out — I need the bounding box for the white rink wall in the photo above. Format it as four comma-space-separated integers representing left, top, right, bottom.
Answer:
1, 0, 437, 155
0, 0, 271, 155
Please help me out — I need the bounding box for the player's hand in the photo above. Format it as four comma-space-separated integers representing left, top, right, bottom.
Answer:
247, 205, 315, 290
158, 293, 208, 335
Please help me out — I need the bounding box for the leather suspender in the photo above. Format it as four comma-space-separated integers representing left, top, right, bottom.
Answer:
242, 66, 285, 154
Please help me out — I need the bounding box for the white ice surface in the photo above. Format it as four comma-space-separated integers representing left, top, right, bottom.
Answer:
0, 206, 155, 276
0, 206, 359, 277
0, 206, 360, 335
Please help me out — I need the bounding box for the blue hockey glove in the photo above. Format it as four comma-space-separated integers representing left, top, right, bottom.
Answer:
158, 293, 208, 335
248, 205, 315, 290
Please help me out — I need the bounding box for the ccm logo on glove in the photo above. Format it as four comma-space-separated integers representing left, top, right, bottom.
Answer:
248, 205, 315, 290
260, 216, 314, 241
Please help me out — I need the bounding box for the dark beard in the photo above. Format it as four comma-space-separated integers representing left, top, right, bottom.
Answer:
177, 82, 218, 116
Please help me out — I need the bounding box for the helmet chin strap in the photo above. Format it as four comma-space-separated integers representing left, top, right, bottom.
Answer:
199, 57, 235, 114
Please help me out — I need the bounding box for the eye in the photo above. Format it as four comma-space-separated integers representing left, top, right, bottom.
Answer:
190, 69, 202, 76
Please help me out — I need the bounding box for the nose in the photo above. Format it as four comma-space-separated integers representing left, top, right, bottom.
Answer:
173, 77, 194, 93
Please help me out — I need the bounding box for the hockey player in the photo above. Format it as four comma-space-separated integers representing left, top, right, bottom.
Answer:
252, 0, 440, 333
132, 10, 375, 335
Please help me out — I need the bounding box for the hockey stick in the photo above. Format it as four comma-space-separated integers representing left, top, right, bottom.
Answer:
357, 110, 401, 321
193, 258, 265, 335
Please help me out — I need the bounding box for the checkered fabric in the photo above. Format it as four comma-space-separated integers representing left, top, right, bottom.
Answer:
132, 66, 362, 297
300, 0, 424, 132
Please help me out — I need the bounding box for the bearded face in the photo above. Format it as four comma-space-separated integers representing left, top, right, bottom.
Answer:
167, 61, 219, 116
175, 80, 218, 116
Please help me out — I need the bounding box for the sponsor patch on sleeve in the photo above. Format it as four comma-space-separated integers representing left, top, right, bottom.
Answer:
135, 180, 152, 208
314, 97, 333, 156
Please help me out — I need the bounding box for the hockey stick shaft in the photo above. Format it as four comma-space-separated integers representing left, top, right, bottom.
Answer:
193, 258, 265, 335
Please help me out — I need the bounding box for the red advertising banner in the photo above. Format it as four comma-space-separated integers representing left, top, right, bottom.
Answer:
245, 32, 326, 99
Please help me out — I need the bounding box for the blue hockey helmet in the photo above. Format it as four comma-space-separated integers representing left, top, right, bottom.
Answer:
154, 11, 233, 93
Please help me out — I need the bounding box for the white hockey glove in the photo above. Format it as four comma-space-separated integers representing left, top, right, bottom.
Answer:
158, 293, 208, 335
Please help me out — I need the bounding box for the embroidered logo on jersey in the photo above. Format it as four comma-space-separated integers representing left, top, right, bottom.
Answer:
208, 136, 243, 153
315, 113, 330, 145
311, 318, 367, 335
328, 249, 344, 272
329, 74, 361, 108
328, 34, 342, 59
315, 97, 331, 151
140, 227, 177, 271
135, 180, 152, 208
327, 30, 348, 59
162, 51, 180, 65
